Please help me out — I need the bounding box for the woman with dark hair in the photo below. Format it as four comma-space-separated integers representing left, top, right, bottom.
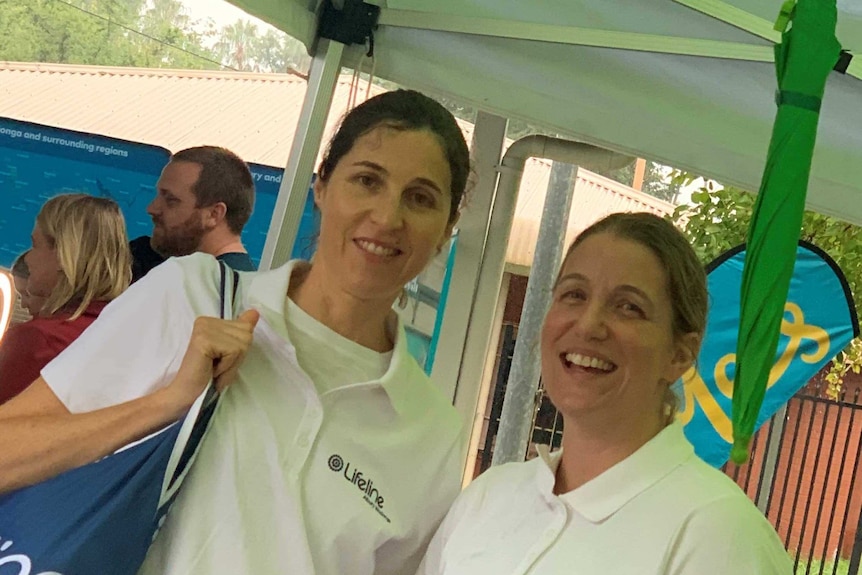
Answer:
0, 90, 470, 575
418, 213, 792, 574
0, 194, 131, 404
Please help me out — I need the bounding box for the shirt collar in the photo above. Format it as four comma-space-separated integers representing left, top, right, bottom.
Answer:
244, 259, 297, 333
244, 260, 420, 417
543, 422, 694, 523
377, 315, 424, 418
51, 299, 109, 319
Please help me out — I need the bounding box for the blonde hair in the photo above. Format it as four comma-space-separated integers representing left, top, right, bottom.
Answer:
36, 194, 132, 319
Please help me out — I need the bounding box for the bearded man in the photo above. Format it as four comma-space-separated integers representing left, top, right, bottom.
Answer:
130, 146, 256, 281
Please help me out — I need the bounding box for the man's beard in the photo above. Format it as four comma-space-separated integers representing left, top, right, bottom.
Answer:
150, 212, 207, 258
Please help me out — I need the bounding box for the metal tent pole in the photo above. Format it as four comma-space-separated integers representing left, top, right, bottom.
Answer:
259, 38, 344, 270
488, 137, 631, 466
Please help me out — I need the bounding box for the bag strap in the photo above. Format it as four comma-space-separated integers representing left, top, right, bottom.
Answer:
218, 259, 241, 321
165, 260, 240, 491
201, 261, 240, 409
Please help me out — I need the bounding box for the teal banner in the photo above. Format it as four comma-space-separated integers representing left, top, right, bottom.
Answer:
677, 241, 858, 467
0, 118, 317, 269
0, 117, 170, 267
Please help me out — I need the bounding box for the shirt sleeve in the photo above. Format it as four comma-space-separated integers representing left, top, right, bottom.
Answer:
667, 495, 794, 574
0, 322, 51, 404
41, 257, 208, 413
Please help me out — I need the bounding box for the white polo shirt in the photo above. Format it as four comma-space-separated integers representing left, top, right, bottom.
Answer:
43, 254, 464, 575
417, 422, 793, 575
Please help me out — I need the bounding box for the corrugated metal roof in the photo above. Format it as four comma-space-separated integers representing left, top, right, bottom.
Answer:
508, 161, 674, 274
0, 61, 673, 275
0, 62, 375, 167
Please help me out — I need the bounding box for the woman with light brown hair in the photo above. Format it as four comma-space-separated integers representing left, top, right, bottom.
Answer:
0, 193, 131, 404
418, 212, 791, 575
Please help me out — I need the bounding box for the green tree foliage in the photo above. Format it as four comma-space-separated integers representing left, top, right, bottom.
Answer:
671, 175, 862, 398
247, 29, 308, 73
212, 19, 258, 70
136, 0, 217, 68
0, 0, 222, 69
0, 0, 314, 72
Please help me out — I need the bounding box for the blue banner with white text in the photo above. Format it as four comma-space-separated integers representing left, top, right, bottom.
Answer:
0, 117, 170, 267
0, 118, 318, 268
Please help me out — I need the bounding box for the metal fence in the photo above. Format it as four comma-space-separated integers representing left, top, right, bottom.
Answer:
478, 324, 862, 574
723, 383, 862, 575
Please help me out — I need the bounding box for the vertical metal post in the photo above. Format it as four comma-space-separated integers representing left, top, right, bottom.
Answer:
848, 473, 862, 575
775, 397, 805, 541
259, 39, 345, 270
822, 392, 851, 571
833, 390, 861, 575
787, 399, 819, 563
757, 403, 788, 514
463, 272, 510, 484
807, 399, 842, 567
796, 398, 833, 567
845, 391, 862, 575
492, 161, 576, 466
431, 112, 506, 409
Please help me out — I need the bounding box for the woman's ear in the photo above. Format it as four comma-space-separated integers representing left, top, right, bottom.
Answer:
313, 177, 326, 208
437, 218, 458, 254
667, 332, 701, 382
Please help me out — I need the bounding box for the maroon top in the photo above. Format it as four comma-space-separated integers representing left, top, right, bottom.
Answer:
0, 301, 108, 404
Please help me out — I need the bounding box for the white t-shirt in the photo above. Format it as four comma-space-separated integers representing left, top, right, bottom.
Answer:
42, 254, 464, 575
285, 297, 393, 396
417, 422, 793, 575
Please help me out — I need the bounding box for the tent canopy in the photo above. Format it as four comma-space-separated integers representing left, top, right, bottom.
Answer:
228, 0, 862, 223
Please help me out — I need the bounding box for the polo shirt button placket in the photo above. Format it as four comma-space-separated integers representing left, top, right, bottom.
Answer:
290, 403, 322, 475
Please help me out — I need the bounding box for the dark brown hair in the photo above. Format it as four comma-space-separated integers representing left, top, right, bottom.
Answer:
171, 146, 254, 234
318, 90, 469, 224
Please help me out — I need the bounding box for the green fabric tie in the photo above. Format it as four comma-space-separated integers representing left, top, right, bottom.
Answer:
776, 90, 822, 112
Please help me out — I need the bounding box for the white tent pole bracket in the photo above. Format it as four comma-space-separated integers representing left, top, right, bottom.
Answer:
378, 9, 773, 62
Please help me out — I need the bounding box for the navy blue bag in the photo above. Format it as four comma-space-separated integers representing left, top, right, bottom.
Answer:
0, 262, 239, 575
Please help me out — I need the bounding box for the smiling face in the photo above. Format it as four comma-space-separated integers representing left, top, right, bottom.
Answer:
312, 126, 455, 304
147, 161, 209, 257
540, 232, 694, 430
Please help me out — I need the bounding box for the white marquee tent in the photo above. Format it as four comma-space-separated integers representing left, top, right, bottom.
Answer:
224, 0, 862, 467
234, 0, 862, 222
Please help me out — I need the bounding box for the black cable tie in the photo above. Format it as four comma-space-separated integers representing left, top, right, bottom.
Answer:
367, 30, 375, 58
834, 50, 853, 74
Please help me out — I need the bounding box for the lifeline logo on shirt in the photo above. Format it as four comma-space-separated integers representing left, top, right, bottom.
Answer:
328, 454, 391, 523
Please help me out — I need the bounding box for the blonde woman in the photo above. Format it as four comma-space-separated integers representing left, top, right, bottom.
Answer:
0, 194, 131, 404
